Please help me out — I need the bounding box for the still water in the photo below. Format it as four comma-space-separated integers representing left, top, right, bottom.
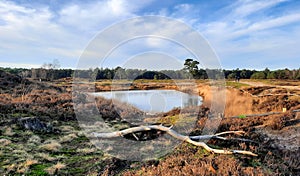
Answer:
93, 90, 202, 114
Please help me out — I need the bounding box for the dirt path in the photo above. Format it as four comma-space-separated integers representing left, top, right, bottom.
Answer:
239, 80, 271, 87
239, 80, 300, 90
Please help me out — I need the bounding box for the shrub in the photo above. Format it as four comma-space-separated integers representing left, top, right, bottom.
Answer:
250, 72, 266, 79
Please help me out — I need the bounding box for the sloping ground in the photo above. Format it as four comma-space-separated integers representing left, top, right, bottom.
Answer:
0, 70, 25, 93
123, 109, 300, 176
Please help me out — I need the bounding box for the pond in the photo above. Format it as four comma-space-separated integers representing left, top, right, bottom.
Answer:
93, 90, 202, 114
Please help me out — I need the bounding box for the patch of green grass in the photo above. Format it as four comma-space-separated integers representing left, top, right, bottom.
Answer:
158, 115, 179, 125
0, 135, 13, 140
194, 148, 210, 158
238, 114, 247, 119
226, 81, 250, 89
28, 164, 51, 176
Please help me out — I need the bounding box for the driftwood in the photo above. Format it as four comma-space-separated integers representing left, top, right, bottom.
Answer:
92, 125, 257, 156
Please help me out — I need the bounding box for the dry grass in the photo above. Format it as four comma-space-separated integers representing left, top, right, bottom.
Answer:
197, 85, 254, 117
0, 77, 299, 175
288, 95, 300, 102
196, 84, 298, 117
296, 112, 300, 119
39, 140, 62, 152
224, 88, 254, 117
4, 163, 17, 173
24, 159, 38, 167
27, 135, 41, 144
23, 130, 34, 136
45, 162, 66, 175
12, 149, 28, 156
76, 147, 97, 154
59, 125, 75, 133
59, 133, 78, 143
36, 153, 57, 161
3, 127, 15, 136
16, 159, 38, 174
0, 138, 12, 146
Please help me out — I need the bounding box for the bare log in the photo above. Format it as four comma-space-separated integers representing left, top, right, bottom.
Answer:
92, 125, 257, 156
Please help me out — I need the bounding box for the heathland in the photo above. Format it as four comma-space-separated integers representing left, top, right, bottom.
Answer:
0, 69, 299, 175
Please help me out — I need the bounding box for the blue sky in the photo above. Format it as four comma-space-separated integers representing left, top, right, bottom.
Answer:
0, 0, 300, 70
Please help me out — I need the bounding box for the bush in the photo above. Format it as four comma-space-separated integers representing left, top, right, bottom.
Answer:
250, 72, 266, 79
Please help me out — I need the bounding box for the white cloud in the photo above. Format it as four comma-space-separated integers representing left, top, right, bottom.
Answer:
122, 52, 183, 70
58, 1, 132, 31
0, 1, 35, 14
201, 1, 299, 41
189, 0, 300, 69
0, 0, 156, 68
0, 0, 299, 69
0, 61, 41, 68
232, 0, 288, 18
0, 1, 85, 57
58, 0, 155, 32
246, 13, 300, 31
77, 16, 218, 69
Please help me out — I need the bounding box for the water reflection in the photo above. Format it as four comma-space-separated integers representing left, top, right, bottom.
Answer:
93, 90, 202, 113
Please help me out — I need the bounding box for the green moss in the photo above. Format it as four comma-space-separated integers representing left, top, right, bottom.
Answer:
28, 164, 51, 176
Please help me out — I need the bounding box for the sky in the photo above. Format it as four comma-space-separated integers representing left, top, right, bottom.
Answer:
0, 0, 300, 70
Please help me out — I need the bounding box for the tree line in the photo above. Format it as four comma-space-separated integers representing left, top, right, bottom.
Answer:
0, 59, 299, 80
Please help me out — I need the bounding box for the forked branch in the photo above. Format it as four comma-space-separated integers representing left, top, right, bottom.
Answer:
92, 125, 257, 156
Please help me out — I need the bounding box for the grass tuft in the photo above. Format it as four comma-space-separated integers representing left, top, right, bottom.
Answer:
39, 140, 62, 152
45, 162, 66, 175
3, 127, 15, 136
36, 153, 57, 162
59, 133, 78, 143
0, 138, 12, 146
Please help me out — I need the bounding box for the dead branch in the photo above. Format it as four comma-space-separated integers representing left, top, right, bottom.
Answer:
92, 125, 257, 156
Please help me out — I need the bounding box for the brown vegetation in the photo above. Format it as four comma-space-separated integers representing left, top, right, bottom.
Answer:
197, 84, 299, 117
0, 74, 299, 175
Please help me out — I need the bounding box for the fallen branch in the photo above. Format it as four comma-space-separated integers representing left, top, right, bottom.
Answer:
189, 131, 257, 143
92, 125, 257, 156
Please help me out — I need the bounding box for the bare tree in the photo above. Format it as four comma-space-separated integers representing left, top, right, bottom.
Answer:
41, 59, 61, 81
